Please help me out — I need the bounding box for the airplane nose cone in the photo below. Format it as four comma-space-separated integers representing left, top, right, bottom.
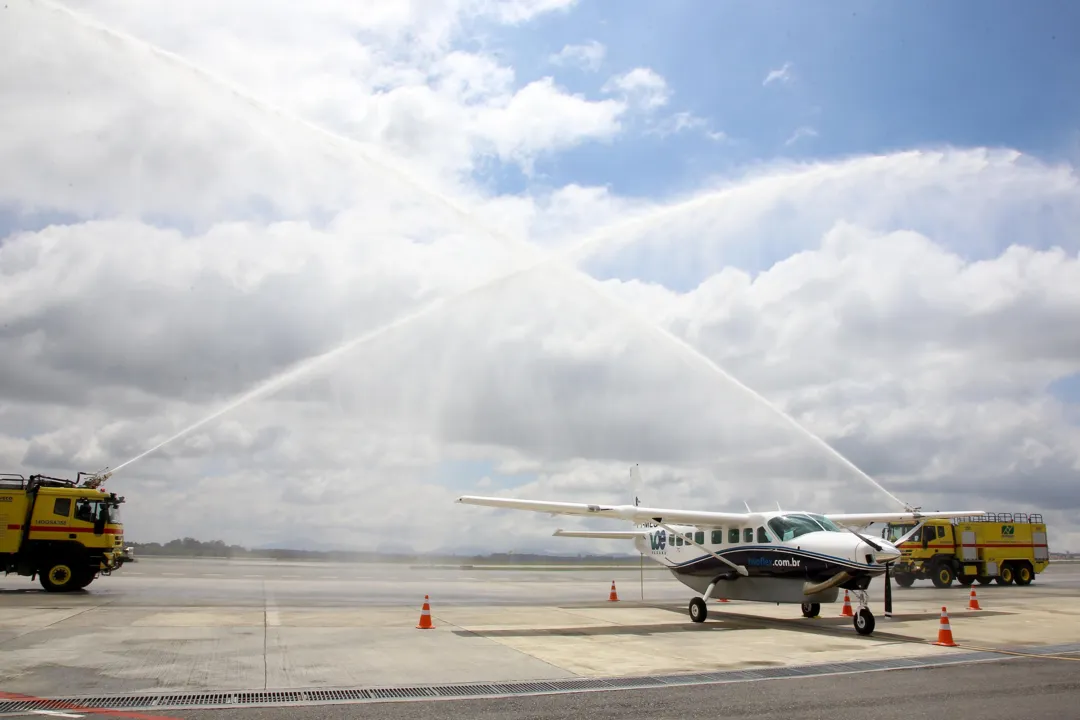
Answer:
874, 541, 901, 564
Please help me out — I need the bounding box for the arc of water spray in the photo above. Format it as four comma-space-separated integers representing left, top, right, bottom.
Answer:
56, 0, 910, 510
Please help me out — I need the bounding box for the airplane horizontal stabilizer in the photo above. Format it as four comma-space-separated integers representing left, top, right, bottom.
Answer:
455, 495, 750, 527
553, 529, 650, 540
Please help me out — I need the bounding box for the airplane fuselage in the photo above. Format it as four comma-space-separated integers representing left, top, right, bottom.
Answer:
632, 512, 896, 604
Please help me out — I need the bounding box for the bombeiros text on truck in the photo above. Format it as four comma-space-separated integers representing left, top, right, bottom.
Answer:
1, 469, 127, 592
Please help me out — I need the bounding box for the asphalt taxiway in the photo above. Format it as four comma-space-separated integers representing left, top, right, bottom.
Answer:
2, 558, 1079, 718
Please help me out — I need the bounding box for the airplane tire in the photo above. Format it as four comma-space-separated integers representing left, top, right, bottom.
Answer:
854, 607, 875, 636
800, 602, 819, 618
689, 597, 707, 623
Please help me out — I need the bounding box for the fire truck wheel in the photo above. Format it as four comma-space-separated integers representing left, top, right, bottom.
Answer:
996, 565, 1014, 585
1014, 564, 1033, 586
931, 564, 954, 588
39, 560, 79, 592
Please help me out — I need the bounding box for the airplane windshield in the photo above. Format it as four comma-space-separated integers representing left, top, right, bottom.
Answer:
768, 514, 841, 541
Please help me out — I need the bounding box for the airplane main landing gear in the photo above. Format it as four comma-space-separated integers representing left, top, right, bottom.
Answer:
689, 597, 707, 623
851, 589, 875, 636
800, 602, 819, 618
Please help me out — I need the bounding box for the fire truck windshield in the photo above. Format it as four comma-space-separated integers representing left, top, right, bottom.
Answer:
74, 498, 121, 524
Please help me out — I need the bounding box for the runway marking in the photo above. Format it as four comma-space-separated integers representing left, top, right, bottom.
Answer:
319, 575, 339, 579
242, 574, 263, 578
32, 711, 84, 718
201, 573, 223, 577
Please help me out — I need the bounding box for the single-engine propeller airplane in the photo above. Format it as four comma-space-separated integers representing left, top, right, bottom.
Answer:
457, 466, 985, 636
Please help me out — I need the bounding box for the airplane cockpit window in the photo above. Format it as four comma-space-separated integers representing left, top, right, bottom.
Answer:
757, 526, 770, 543
768, 514, 834, 541
804, 514, 843, 532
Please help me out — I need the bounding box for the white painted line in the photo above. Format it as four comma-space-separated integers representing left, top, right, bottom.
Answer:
32, 710, 84, 718
319, 575, 339, 579
201, 573, 223, 577
242, 574, 263, 578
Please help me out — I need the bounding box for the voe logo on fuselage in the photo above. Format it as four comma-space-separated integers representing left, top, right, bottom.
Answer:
649, 529, 667, 551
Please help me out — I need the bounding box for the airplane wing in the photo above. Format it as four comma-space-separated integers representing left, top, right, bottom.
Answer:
456, 495, 749, 527
553, 529, 649, 539
825, 510, 986, 526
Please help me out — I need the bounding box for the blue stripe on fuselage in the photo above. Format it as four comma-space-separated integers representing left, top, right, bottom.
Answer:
661, 545, 877, 573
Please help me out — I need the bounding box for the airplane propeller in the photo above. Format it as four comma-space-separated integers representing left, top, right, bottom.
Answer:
842, 525, 895, 617
884, 560, 893, 617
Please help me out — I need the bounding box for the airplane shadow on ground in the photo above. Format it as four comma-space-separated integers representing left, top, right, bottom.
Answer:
452, 603, 1014, 644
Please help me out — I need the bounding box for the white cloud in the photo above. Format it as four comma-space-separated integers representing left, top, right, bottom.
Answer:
785, 126, 818, 146
548, 40, 606, 72
603, 67, 671, 111
647, 111, 728, 142
3, 0, 1080, 558
763, 61, 794, 87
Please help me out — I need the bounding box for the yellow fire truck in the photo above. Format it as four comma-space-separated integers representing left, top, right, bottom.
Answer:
1, 471, 126, 592
881, 512, 1050, 588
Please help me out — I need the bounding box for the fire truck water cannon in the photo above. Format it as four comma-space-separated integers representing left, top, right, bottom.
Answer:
78, 469, 113, 490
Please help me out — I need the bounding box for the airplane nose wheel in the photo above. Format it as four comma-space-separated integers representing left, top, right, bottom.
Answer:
852, 589, 875, 636
689, 597, 707, 623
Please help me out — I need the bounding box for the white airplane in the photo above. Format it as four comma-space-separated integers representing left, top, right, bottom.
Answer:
456, 467, 985, 636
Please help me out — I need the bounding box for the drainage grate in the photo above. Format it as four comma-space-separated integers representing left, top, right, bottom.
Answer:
5, 642, 1079, 714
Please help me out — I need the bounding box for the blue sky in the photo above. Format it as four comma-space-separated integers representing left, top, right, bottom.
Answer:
483, 0, 1080, 198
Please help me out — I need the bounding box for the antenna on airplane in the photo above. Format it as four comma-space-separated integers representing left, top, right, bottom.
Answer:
630, 463, 643, 599
744, 501, 753, 513
776, 501, 782, 512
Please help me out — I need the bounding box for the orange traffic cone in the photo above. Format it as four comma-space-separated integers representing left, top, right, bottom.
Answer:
840, 590, 854, 617
416, 595, 434, 629
932, 606, 957, 647
967, 588, 981, 610
716, 597, 730, 603
608, 581, 619, 602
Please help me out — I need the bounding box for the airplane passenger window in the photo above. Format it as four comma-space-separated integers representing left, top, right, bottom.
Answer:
728, 528, 740, 543
694, 531, 704, 545
711, 530, 723, 544
743, 528, 753, 543
757, 526, 770, 543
